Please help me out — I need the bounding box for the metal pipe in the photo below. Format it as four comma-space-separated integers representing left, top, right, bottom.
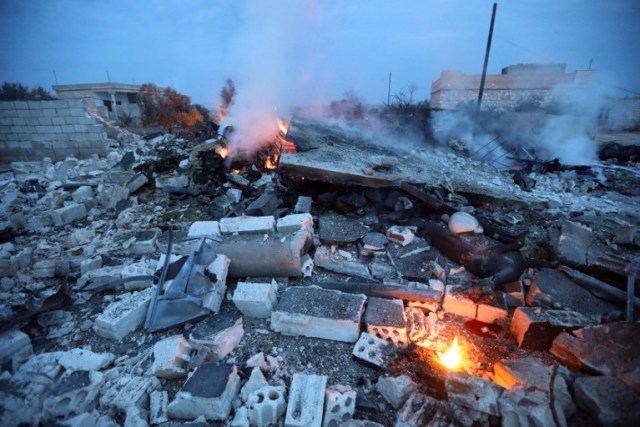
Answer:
477, 3, 498, 110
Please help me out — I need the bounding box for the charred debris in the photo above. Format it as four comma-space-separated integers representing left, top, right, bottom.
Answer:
1, 108, 640, 426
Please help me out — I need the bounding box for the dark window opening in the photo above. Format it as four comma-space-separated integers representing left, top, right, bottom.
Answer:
127, 93, 138, 104
116, 101, 122, 105
103, 100, 113, 112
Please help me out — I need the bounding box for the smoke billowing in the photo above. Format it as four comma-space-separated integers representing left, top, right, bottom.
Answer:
214, 79, 236, 124
432, 75, 631, 166
220, 0, 324, 154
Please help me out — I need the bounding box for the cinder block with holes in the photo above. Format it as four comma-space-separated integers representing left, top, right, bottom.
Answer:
364, 297, 407, 347
246, 385, 287, 426
323, 384, 356, 427
404, 307, 427, 343
285, 373, 327, 427
352, 332, 390, 368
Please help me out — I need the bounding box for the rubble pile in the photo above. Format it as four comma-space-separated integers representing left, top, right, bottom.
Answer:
1, 121, 640, 426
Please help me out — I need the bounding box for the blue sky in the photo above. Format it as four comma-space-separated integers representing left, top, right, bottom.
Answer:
1, 0, 638, 113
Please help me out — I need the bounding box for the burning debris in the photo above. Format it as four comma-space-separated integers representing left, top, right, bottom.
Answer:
0, 105, 639, 427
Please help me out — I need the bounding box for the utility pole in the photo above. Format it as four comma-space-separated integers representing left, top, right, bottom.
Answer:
477, 2, 497, 110
52, 70, 59, 85
387, 72, 392, 105
106, 67, 111, 83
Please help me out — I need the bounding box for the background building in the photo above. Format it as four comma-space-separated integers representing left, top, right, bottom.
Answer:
53, 82, 141, 122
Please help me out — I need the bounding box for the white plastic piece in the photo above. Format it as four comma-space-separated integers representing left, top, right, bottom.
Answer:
448, 212, 483, 234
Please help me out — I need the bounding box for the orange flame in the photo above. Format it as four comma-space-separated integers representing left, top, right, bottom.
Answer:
437, 337, 463, 370
216, 146, 230, 159
265, 151, 279, 170
277, 119, 288, 135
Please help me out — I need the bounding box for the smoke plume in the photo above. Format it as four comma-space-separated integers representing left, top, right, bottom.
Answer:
214, 79, 236, 124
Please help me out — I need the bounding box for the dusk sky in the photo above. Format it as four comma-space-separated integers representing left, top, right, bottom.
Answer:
1, 0, 638, 114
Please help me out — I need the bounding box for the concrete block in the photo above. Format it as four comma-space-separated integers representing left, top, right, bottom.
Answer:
475, 298, 508, 324
188, 220, 222, 238
124, 406, 148, 427
445, 372, 504, 416
376, 375, 416, 409
352, 332, 391, 368
510, 307, 594, 350
404, 307, 428, 343
498, 387, 557, 427
246, 385, 287, 426
80, 256, 102, 275
151, 334, 193, 379
93, 287, 154, 341
386, 225, 415, 246
43, 370, 105, 417
155, 175, 189, 188
57, 348, 115, 371
220, 215, 276, 235
276, 213, 313, 234
125, 173, 149, 193
323, 385, 356, 427
285, 373, 327, 427
167, 363, 240, 421
97, 184, 129, 209
126, 229, 160, 256
233, 280, 278, 318
294, 196, 313, 213
189, 314, 244, 361
271, 286, 366, 343
240, 366, 270, 402
554, 220, 595, 268
59, 412, 98, 427
365, 297, 407, 347
71, 186, 93, 203
245, 191, 280, 216
37, 116, 53, 125
100, 374, 160, 412
50, 203, 87, 226
32, 259, 57, 278
442, 285, 477, 319
0, 329, 33, 364
150, 390, 169, 425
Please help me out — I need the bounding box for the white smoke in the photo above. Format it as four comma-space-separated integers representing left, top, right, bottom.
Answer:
222, 0, 324, 154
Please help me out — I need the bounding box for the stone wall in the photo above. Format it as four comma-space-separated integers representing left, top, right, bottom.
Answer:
0, 99, 109, 163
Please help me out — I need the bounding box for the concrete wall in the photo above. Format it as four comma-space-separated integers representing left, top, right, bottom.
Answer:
0, 99, 109, 162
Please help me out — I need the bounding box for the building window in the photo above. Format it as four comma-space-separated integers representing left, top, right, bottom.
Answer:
116, 101, 122, 105
103, 100, 113, 112
127, 93, 138, 104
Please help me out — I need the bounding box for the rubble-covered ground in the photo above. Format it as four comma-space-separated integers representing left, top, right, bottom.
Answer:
1, 123, 640, 427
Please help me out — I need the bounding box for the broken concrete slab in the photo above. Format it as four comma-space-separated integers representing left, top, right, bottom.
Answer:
527, 268, 619, 321
233, 280, 278, 318
150, 390, 169, 425
395, 393, 440, 427
219, 215, 276, 235
365, 297, 407, 347
445, 372, 504, 416
318, 211, 369, 244
271, 286, 366, 343
188, 220, 222, 239
551, 220, 599, 268
550, 321, 640, 376
573, 376, 640, 426
189, 314, 244, 361
167, 363, 240, 421
94, 286, 154, 341
314, 245, 372, 279
57, 348, 115, 372
150, 334, 192, 379
386, 237, 432, 281
386, 225, 415, 247
442, 285, 477, 320
510, 306, 594, 350
276, 213, 313, 234
284, 373, 327, 427
498, 387, 558, 427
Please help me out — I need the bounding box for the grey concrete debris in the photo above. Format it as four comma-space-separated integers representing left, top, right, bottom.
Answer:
510, 306, 594, 350
285, 373, 327, 427
376, 374, 416, 409
445, 372, 504, 416
167, 363, 240, 421
189, 313, 244, 361
550, 321, 640, 376
271, 286, 366, 343
573, 376, 640, 426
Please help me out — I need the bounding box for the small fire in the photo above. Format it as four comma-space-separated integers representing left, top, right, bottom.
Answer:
277, 118, 288, 135
216, 146, 230, 159
437, 337, 463, 370
264, 151, 279, 170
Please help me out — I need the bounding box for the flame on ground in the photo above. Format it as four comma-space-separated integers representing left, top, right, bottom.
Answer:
437, 337, 463, 370
277, 118, 289, 135
216, 146, 230, 159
